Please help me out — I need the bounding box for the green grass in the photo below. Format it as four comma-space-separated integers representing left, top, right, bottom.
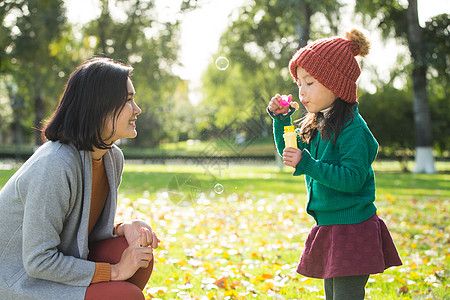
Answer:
0, 161, 449, 299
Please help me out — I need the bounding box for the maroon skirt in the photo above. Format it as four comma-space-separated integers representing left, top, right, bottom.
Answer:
297, 213, 402, 279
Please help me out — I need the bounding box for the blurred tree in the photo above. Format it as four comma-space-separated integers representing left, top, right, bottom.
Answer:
81, 0, 183, 147
423, 14, 450, 85
0, 81, 14, 144
354, 0, 448, 173
0, 2, 13, 74
200, 0, 342, 140
428, 75, 450, 157
359, 37, 449, 163
423, 14, 450, 158
0, 0, 69, 147
359, 74, 415, 170
1, 0, 200, 148
161, 80, 199, 142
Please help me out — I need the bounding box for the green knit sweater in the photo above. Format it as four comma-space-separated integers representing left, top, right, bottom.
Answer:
269, 105, 378, 225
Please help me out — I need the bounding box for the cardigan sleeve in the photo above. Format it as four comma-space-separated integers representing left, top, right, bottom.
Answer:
294, 122, 378, 193
18, 154, 96, 286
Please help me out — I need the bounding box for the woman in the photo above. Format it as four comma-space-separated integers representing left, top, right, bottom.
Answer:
0, 57, 159, 300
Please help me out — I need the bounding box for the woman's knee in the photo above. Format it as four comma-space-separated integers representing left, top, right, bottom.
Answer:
128, 258, 154, 290
88, 236, 129, 263
85, 281, 145, 300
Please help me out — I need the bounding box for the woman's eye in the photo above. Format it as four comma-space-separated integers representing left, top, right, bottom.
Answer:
306, 82, 313, 86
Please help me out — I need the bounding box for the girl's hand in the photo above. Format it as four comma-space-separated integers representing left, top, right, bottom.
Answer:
268, 94, 290, 116
110, 230, 154, 281
283, 147, 303, 168
117, 220, 160, 249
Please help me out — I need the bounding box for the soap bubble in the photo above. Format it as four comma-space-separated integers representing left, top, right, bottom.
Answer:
214, 183, 224, 194
215, 56, 229, 70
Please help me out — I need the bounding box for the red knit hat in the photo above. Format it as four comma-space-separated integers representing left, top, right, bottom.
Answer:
289, 29, 370, 103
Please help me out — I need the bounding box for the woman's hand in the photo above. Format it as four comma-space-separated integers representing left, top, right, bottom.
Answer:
283, 147, 303, 168
116, 220, 160, 249
268, 94, 290, 116
110, 230, 154, 281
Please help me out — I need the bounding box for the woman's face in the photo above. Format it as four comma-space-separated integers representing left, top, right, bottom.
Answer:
103, 77, 142, 143
296, 67, 337, 113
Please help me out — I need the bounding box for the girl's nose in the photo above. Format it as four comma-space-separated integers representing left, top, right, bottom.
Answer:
299, 86, 306, 97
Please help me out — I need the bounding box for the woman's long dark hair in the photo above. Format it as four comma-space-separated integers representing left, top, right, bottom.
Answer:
296, 98, 355, 144
43, 57, 133, 151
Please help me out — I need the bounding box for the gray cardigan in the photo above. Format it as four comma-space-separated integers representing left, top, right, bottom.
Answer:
0, 141, 123, 300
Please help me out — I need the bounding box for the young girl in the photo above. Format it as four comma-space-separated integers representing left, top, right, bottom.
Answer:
267, 29, 402, 299
0, 57, 159, 300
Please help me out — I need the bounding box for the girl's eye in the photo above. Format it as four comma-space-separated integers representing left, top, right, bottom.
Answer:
298, 82, 313, 87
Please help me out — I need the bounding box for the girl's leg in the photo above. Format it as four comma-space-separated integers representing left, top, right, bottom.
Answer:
324, 275, 369, 300
86, 236, 154, 295
324, 278, 333, 300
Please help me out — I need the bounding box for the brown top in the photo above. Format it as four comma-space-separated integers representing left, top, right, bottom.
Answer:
89, 158, 111, 283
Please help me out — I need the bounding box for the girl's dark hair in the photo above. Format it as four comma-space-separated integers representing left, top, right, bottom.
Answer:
296, 98, 355, 144
43, 57, 133, 151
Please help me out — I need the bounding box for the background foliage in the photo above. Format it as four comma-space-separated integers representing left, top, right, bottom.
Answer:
0, 0, 448, 158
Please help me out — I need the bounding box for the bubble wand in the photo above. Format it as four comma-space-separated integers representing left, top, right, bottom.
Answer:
279, 94, 300, 110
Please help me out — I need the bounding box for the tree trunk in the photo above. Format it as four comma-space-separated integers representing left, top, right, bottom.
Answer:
294, 0, 311, 48
293, 0, 312, 119
98, 0, 110, 54
34, 95, 44, 148
406, 0, 436, 173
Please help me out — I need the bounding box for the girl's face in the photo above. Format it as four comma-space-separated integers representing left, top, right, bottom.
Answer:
296, 67, 337, 113
103, 78, 142, 143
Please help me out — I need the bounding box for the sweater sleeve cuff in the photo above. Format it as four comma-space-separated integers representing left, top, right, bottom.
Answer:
113, 222, 123, 236
266, 106, 297, 121
91, 263, 111, 284
293, 149, 314, 176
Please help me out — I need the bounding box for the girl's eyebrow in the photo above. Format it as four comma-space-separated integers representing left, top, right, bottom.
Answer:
296, 74, 312, 82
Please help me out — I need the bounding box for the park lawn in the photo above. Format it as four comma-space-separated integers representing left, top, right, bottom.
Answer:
115, 162, 450, 300
0, 161, 448, 299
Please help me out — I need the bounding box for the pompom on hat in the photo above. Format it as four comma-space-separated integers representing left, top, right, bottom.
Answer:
289, 28, 370, 104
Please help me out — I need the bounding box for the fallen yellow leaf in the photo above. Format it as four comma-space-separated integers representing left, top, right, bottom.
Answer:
215, 276, 230, 290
